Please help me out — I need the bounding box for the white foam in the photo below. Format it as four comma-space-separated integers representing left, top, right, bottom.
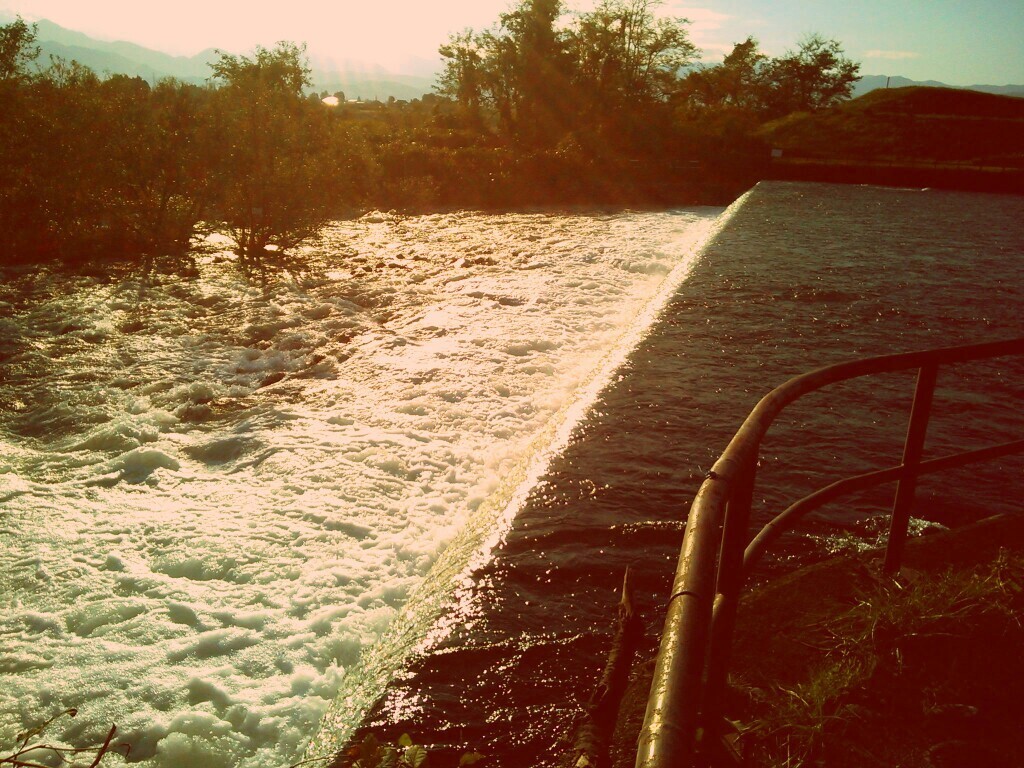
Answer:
0, 207, 725, 766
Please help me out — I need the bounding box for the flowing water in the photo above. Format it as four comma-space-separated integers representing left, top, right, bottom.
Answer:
2, 183, 1022, 768
0, 206, 724, 767
323, 182, 1024, 766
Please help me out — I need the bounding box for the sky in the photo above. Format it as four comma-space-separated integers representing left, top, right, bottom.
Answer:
2, 0, 1022, 85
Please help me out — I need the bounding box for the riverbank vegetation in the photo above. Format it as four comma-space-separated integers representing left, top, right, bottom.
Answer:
1, 1, 863, 269
762, 85, 1024, 168
759, 84, 1024, 194
734, 551, 1024, 767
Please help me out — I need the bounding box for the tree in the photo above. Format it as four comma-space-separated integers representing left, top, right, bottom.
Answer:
438, 29, 484, 114
568, 0, 697, 151
678, 34, 859, 122
19, 56, 108, 261
0, 18, 41, 260
119, 78, 220, 262
0, 16, 39, 82
571, 0, 697, 107
436, 0, 574, 144
759, 34, 860, 118
494, 0, 572, 142
678, 36, 767, 113
208, 42, 339, 264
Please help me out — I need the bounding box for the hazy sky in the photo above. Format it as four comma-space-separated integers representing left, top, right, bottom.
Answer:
2, 0, 1022, 84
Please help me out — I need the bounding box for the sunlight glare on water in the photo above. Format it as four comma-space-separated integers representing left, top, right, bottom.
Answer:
0, 207, 723, 767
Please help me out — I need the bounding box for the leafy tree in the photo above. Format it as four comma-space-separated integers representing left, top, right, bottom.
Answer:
438, 0, 574, 143
102, 77, 220, 262
678, 34, 859, 122
0, 18, 40, 260
678, 36, 767, 113
438, 29, 484, 115
208, 42, 339, 263
435, 0, 697, 151
146, 81, 221, 259
24, 57, 109, 260
568, 0, 697, 154
493, 0, 572, 143
0, 15, 39, 82
759, 34, 860, 118
0, 16, 219, 266
571, 0, 697, 107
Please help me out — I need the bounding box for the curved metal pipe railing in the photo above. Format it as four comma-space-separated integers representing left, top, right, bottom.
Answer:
636, 336, 1024, 768
742, 437, 1024, 578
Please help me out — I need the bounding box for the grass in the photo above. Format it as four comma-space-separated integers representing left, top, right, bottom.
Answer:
732, 550, 1024, 767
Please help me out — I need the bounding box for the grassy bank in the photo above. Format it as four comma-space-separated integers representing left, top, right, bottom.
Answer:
759, 86, 1024, 195
734, 550, 1024, 767
612, 513, 1024, 768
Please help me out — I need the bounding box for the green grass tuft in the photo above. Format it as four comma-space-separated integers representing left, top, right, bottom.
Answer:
735, 550, 1024, 767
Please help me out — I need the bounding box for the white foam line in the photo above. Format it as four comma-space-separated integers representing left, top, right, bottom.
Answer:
304, 189, 755, 763
468, 195, 756, 570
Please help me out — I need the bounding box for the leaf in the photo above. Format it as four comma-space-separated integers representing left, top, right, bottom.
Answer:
398, 733, 414, 748
460, 752, 486, 766
403, 744, 428, 768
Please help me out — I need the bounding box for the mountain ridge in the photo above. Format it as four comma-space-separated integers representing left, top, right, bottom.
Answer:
3, 12, 1021, 101
852, 74, 1024, 98
1, 12, 436, 100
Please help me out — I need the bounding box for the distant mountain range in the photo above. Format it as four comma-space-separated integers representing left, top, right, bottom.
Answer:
1, 14, 437, 101
3, 13, 1022, 102
852, 75, 1024, 99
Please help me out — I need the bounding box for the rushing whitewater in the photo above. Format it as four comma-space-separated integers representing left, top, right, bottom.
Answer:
302, 183, 1023, 766
0, 208, 723, 767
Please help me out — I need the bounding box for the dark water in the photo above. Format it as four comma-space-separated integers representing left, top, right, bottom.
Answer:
356, 182, 1024, 765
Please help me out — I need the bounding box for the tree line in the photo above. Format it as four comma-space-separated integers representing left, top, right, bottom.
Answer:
1, 19, 363, 268
0, 2, 859, 270
437, 0, 859, 152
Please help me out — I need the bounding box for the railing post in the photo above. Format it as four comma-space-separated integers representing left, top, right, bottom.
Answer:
635, 478, 729, 768
638, 338, 1024, 768
883, 364, 938, 575
701, 458, 756, 761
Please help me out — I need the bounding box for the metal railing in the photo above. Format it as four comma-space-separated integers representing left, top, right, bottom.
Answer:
636, 336, 1024, 768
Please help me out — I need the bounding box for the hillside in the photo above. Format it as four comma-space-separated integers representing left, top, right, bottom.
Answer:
853, 74, 1024, 98
27, 18, 216, 82
1, 13, 436, 99
761, 86, 1024, 170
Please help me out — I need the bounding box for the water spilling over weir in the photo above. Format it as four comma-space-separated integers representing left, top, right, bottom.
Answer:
0, 205, 728, 767
3, 182, 1021, 768
316, 182, 1024, 766
305, 198, 750, 764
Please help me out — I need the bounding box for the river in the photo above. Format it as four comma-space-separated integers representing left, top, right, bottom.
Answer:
313, 181, 1024, 767
1, 182, 1021, 768
1, 204, 723, 767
